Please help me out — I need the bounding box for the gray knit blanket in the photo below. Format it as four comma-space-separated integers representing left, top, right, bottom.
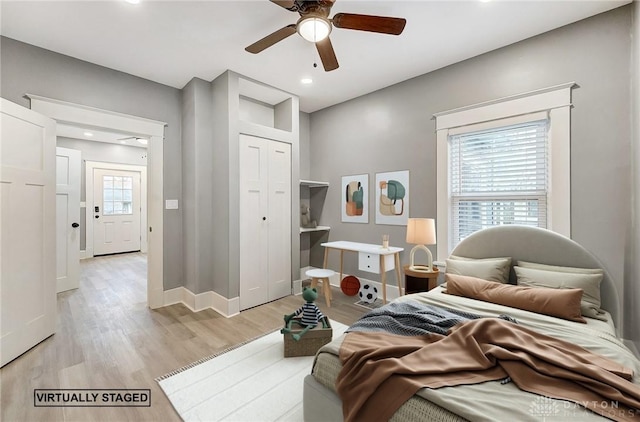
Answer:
347, 301, 517, 336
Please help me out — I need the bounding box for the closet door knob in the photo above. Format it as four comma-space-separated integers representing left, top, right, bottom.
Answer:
262, 217, 266, 221
72, 222, 80, 228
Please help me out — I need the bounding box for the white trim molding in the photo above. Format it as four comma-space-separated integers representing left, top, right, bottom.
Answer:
27, 94, 166, 309
435, 83, 575, 260
164, 287, 240, 318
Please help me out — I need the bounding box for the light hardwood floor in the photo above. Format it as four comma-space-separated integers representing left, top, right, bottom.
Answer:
0, 253, 367, 421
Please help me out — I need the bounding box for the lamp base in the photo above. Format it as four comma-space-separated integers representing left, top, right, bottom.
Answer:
409, 245, 434, 273
408, 264, 433, 273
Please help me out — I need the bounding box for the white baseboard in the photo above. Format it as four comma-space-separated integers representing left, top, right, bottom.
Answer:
79, 250, 89, 260
163, 287, 240, 318
292, 279, 303, 295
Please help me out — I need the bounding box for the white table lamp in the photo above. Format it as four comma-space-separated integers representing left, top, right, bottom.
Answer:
406, 218, 436, 272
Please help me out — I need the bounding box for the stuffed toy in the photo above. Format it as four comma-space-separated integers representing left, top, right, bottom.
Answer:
281, 287, 329, 341
300, 204, 317, 228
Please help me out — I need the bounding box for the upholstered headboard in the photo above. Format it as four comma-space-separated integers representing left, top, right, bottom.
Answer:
450, 225, 620, 330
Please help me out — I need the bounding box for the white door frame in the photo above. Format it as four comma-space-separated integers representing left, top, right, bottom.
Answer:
86, 161, 147, 257
27, 94, 166, 309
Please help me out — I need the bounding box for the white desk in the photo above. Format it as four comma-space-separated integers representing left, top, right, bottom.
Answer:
321, 241, 404, 304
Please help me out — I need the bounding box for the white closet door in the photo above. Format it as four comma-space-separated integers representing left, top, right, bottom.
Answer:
239, 135, 291, 310
267, 141, 291, 301
239, 135, 270, 310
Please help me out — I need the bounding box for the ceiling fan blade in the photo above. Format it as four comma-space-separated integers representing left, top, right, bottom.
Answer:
245, 24, 297, 54
316, 37, 339, 72
332, 13, 406, 35
270, 0, 296, 11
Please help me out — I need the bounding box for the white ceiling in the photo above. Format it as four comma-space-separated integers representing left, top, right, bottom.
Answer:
57, 123, 149, 148
0, 0, 630, 113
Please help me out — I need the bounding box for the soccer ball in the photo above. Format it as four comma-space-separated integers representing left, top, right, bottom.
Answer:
358, 283, 378, 304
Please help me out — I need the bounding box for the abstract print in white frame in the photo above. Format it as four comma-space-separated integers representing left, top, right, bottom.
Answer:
341, 174, 368, 223
375, 170, 409, 226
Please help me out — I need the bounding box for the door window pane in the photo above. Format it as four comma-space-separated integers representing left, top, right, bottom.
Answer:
103, 175, 134, 215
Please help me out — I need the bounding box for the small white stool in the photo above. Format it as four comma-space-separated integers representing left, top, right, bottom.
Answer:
305, 269, 335, 307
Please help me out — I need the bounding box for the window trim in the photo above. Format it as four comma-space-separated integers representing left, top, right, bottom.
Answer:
434, 82, 575, 261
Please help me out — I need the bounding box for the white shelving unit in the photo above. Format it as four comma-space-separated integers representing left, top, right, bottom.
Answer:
300, 179, 329, 188
299, 180, 330, 233
299, 179, 330, 278
300, 226, 331, 233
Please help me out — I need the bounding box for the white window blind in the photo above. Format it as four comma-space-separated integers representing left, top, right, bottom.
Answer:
449, 119, 549, 246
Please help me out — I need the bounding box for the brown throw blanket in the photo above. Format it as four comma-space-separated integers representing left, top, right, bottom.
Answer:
337, 318, 640, 422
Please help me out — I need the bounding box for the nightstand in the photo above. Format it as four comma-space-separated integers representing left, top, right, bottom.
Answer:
403, 265, 440, 294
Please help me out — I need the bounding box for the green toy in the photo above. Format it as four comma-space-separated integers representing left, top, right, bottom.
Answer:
281, 287, 329, 341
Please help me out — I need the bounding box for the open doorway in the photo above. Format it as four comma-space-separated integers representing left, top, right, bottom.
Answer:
29, 94, 166, 308
85, 161, 148, 257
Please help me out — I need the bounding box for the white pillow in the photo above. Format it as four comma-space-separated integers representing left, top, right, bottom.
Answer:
445, 256, 512, 284
514, 265, 605, 320
517, 260, 604, 275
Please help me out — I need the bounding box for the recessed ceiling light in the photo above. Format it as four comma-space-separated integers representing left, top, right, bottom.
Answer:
136, 138, 149, 145
120, 141, 127, 144
84, 131, 93, 137
301, 78, 313, 84
125, 0, 140, 4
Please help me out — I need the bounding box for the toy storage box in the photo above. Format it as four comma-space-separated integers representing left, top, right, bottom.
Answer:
283, 319, 333, 357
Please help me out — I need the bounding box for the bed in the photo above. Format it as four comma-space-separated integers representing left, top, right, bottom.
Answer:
303, 225, 640, 421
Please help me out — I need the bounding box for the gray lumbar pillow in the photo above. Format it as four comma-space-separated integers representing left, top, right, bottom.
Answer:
445, 256, 512, 284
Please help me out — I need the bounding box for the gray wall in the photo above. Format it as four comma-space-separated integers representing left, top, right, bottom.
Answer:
182, 78, 215, 294
299, 112, 311, 181
628, 2, 640, 345
56, 137, 147, 250
309, 7, 634, 336
211, 72, 233, 298
1, 37, 183, 289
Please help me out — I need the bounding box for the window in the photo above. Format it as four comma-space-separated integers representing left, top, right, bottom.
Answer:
449, 119, 548, 246
103, 175, 133, 215
435, 83, 574, 259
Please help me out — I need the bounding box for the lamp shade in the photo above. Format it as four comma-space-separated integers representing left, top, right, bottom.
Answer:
406, 218, 436, 245
297, 17, 331, 42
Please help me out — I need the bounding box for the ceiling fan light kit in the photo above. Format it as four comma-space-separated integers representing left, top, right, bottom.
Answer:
297, 16, 331, 42
245, 0, 407, 72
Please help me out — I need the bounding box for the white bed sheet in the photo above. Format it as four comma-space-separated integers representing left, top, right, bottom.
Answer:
387, 287, 640, 422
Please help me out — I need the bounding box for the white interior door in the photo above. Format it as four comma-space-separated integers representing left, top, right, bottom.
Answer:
267, 141, 291, 301
93, 168, 141, 256
1, 98, 57, 367
239, 135, 269, 310
239, 135, 291, 310
56, 147, 81, 293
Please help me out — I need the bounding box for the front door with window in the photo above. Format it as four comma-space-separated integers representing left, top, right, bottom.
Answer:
93, 168, 141, 256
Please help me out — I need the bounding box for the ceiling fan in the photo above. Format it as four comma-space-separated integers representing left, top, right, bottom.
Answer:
245, 0, 407, 72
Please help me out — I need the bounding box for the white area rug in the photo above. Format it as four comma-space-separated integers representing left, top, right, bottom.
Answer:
157, 320, 348, 422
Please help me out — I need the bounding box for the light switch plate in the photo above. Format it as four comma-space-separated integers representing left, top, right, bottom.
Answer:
165, 199, 179, 210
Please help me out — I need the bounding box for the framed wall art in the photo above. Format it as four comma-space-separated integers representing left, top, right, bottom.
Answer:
341, 174, 368, 223
375, 170, 409, 226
